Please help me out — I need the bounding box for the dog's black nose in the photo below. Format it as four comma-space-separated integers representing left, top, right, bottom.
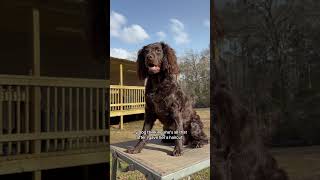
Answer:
147, 54, 153, 60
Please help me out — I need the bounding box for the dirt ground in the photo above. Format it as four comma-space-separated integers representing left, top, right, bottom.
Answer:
110, 108, 320, 180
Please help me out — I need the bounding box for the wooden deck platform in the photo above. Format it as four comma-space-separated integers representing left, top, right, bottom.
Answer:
111, 139, 210, 180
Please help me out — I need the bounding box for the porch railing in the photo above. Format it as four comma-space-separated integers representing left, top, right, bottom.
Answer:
110, 85, 145, 129
0, 75, 109, 170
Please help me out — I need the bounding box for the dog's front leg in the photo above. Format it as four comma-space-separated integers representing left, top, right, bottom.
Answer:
127, 111, 156, 154
172, 113, 184, 156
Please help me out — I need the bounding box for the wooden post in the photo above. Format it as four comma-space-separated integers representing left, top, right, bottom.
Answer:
0, 86, 2, 156
32, 8, 41, 156
8, 86, 12, 154
17, 86, 21, 154
68, 88, 73, 148
120, 64, 124, 129
46, 87, 50, 152
33, 9, 40, 76
111, 153, 119, 180
32, 9, 42, 180
32, 170, 41, 180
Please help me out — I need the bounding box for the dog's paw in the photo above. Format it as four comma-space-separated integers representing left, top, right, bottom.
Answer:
194, 143, 204, 148
172, 147, 183, 156
191, 141, 204, 148
126, 146, 140, 154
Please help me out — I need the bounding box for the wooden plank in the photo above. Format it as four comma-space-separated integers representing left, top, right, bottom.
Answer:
110, 141, 210, 180
32, 171, 41, 180
54, 87, 58, 150
135, 89, 137, 108
69, 88, 72, 131
0, 75, 109, 89
111, 152, 119, 180
102, 89, 106, 129
96, 89, 99, 129
0, 130, 109, 142
62, 88, 65, 131
33, 86, 41, 154
137, 89, 140, 104
61, 88, 65, 150
110, 90, 113, 111
0, 86, 3, 156
135, 89, 137, 109
82, 88, 86, 130
32, 8, 41, 155
124, 89, 127, 110
136, 89, 139, 109
110, 102, 145, 107
16, 86, 21, 154
76, 88, 80, 148
0, 151, 109, 175
96, 88, 99, 144
25, 87, 30, 153
68, 88, 72, 149
120, 64, 123, 86
8, 86, 12, 155
33, 8, 40, 76
117, 88, 119, 110
102, 89, 106, 144
110, 109, 145, 117
89, 88, 93, 146
82, 88, 87, 148
89, 88, 93, 130
46, 87, 50, 152
110, 85, 145, 89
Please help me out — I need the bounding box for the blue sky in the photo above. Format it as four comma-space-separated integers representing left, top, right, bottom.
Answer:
110, 0, 210, 60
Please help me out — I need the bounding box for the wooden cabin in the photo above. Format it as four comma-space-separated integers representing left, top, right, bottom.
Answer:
0, 0, 108, 179
110, 57, 144, 86
109, 57, 145, 129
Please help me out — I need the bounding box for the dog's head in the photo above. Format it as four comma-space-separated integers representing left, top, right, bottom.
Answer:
137, 42, 179, 80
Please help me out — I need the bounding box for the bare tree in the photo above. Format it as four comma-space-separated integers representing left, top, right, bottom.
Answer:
217, 0, 320, 145
179, 49, 210, 108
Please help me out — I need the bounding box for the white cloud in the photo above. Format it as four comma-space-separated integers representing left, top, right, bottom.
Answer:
156, 31, 166, 40
110, 48, 137, 60
120, 24, 149, 43
203, 19, 210, 28
170, 19, 185, 32
169, 19, 190, 45
110, 11, 126, 37
110, 11, 149, 44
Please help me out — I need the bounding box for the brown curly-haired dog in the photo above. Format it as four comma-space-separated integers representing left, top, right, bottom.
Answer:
126, 42, 208, 156
211, 51, 289, 180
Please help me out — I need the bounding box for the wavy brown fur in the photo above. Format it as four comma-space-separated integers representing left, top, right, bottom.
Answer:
127, 42, 208, 156
212, 76, 289, 179
211, 32, 289, 180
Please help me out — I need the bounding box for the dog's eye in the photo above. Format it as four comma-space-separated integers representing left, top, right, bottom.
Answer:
156, 49, 162, 53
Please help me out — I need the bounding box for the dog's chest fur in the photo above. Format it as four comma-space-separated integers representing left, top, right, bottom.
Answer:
147, 83, 175, 116
146, 75, 184, 124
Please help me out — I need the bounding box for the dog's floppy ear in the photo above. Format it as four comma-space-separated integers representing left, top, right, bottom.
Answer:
137, 47, 148, 80
161, 42, 179, 75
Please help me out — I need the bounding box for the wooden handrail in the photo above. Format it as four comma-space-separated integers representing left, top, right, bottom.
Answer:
110, 85, 145, 89
0, 74, 109, 88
